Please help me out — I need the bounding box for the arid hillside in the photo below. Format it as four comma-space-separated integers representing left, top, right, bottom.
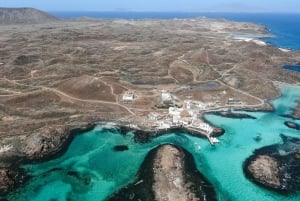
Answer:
0, 8, 58, 24
0, 16, 300, 137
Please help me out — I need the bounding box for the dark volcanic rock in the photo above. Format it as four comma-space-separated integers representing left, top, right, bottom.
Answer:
210, 127, 225, 137
244, 134, 300, 194
21, 126, 72, 161
21, 123, 95, 162
113, 145, 129, 151
0, 168, 28, 195
0, 8, 58, 24
209, 111, 256, 119
107, 144, 217, 201
0, 123, 94, 195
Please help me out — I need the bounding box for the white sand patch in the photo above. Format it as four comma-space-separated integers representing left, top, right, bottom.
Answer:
279, 48, 291, 52
232, 35, 267, 46
252, 39, 267, 46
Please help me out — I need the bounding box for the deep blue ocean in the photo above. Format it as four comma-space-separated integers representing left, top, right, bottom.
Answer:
50, 12, 300, 50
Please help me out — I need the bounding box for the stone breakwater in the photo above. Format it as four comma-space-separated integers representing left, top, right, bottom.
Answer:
107, 144, 217, 201
0, 121, 223, 196
243, 134, 300, 194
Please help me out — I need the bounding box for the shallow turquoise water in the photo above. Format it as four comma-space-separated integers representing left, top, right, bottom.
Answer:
6, 85, 300, 201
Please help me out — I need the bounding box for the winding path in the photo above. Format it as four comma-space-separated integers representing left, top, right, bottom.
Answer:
0, 78, 135, 115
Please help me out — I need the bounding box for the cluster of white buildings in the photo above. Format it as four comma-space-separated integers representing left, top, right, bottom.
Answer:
167, 106, 213, 134
148, 103, 214, 135
132, 89, 221, 145
143, 91, 214, 134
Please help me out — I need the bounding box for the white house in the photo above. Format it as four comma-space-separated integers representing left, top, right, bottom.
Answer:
122, 91, 134, 103
162, 90, 172, 103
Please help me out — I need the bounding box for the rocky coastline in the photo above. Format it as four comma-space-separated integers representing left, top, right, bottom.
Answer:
107, 144, 217, 201
207, 111, 256, 119
0, 123, 95, 196
243, 134, 300, 194
0, 9, 300, 200
0, 121, 222, 196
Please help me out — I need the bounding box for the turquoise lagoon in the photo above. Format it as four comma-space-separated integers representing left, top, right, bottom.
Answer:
7, 85, 300, 201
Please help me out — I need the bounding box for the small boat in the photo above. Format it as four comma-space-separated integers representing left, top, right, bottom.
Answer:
194, 142, 201, 150
134, 180, 144, 186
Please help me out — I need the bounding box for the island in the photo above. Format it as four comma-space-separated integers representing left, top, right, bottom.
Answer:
107, 144, 216, 201
244, 135, 300, 194
0, 8, 300, 199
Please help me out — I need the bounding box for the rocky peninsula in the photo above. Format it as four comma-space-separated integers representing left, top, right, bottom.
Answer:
107, 144, 216, 201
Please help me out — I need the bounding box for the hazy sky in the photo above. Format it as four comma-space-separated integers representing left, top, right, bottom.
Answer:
1, 0, 300, 12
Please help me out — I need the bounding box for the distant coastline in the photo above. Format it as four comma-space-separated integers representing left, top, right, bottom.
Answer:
49, 11, 300, 51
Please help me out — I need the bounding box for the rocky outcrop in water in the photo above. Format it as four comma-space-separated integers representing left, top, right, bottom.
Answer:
284, 121, 300, 130
18, 123, 94, 162
107, 144, 216, 201
0, 123, 94, 195
21, 126, 70, 161
244, 134, 300, 194
0, 168, 28, 195
208, 111, 256, 119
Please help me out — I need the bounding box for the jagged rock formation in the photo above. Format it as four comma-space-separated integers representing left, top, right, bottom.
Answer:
0, 8, 58, 24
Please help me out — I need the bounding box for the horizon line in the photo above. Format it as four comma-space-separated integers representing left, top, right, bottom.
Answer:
1, 7, 300, 14
47, 10, 300, 14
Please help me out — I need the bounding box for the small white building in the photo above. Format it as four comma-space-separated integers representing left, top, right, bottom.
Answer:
122, 91, 134, 103
162, 90, 172, 103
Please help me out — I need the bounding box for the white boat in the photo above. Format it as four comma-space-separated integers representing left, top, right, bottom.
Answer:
211, 137, 220, 143
194, 142, 201, 150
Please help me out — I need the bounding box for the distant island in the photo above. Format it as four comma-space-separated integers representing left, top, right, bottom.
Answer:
0, 8, 300, 200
